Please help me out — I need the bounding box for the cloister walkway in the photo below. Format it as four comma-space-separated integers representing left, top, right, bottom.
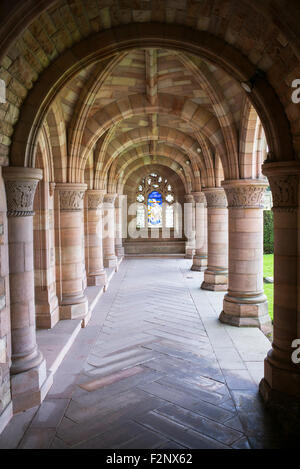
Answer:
0, 259, 287, 449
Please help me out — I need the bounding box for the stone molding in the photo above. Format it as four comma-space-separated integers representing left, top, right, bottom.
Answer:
222, 180, 268, 209
56, 183, 87, 211
3, 167, 43, 217
86, 190, 105, 209
203, 188, 227, 208
262, 162, 300, 212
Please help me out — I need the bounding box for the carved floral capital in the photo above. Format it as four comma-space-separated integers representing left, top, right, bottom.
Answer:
222, 180, 268, 209
86, 190, 105, 209
3, 167, 43, 217
191, 192, 207, 206
56, 183, 87, 211
203, 188, 227, 208
262, 162, 300, 212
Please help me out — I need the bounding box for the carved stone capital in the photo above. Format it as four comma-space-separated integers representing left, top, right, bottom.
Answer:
3, 167, 43, 217
56, 183, 87, 211
86, 190, 105, 209
222, 180, 268, 209
184, 194, 194, 205
103, 193, 117, 206
262, 162, 300, 212
203, 188, 227, 208
191, 192, 207, 206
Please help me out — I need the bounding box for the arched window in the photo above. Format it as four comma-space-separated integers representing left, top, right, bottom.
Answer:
136, 173, 175, 228
148, 191, 163, 227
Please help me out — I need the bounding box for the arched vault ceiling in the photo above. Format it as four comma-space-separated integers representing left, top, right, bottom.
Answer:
0, 0, 297, 176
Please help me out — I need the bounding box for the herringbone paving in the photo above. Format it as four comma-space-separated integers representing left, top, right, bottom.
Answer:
0, 259, 287, 449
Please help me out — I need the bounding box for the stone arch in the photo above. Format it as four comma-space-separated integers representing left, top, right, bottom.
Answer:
6, 23, 293, 174
119, 157, 189, 196
107, 147, 194, 194
239, 101, 268, 179
94, 126, 205, 189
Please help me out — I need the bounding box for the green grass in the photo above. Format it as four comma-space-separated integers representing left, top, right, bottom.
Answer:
263, 254, 274, 320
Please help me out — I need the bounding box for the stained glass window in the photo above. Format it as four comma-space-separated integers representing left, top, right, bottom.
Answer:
148, 191, 162, 227
135, 173, 175, 229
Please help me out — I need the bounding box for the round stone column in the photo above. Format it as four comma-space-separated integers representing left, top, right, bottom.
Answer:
191, 192, 207, 271
258, 163, 300, 416
3, 167, 47, 413
56, 183, 88, 321
85, 190, 107, 288
201, 188, 228, 291
184, 194, 195, 259
219, 180, 271, 330
115, 194, 125, 258
103, 193, 117, 268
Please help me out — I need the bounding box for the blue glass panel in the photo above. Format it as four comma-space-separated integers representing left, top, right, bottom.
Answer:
148, 191, 162, 226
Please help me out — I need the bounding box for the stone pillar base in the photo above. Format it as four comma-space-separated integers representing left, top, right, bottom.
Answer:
219, 294, 271, 331
60, 296, 88, 321
36, 304, 60, 330
185, 247, 194, 259
201, 269, 228, 291
259, 377, 300, 436
116, 246, 125, 257
104, 256, 117, 268
11, 359, 52, 413
87, 270, 107, 287
191, 256, 207, 271
0, 402, 13, 434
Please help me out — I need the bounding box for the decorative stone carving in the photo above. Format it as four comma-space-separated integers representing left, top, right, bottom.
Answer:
184, 194, 195, 205
3, 167, 43, 217
268, 175, 298, 211
223, 182, 268, 208
59, 190, 85, 211
87, 190, 105, 209
5, 180, 38, 216
192, 192, 207, 206
55, 184, 87, 211
203, 188, 227, 208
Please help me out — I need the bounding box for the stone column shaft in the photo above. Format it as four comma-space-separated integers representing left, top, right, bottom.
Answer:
115, 194, 125, 258
85, 190, 107, 288
191, 192, 207, 271
219, 180, 271, 331
201, 188, 228, 291
3, 167, 48, 413
103, 193, 117, 268
55, 183, 88, 323
259, 163, 300, 416
184, 194, 195, 259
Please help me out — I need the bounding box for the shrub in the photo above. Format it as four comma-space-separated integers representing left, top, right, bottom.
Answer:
264, 210, 274, 254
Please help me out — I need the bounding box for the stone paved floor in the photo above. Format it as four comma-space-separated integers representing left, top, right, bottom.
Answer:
0, 259, 293, 449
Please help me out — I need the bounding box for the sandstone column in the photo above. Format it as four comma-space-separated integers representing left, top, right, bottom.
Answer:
191, 192, 207, 271
85, 190, 107, 288
201, 188, 228, 291
219, 180, 271, 331
259, 163, 300, 414
3, 167, 48, 413
184, 194, 195, 259
115, 194, 125, 258
34, 181, 59, 329
55, 183, 89, 323
103, 193, 117, 268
